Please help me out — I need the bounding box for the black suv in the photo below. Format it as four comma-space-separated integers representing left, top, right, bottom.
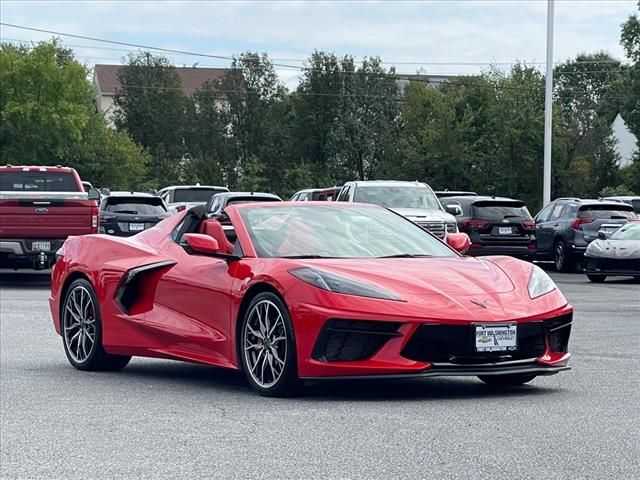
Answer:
534, 198, 637, 272
99, 192, 169, 237
441, 196, 536, 259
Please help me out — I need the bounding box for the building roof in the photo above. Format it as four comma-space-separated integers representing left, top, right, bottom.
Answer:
93, 64, 229, 96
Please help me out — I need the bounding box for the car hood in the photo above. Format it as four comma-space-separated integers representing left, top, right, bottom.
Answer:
298, 257, 515, 296
586, 239, 640, 259
389, 208, 455, 223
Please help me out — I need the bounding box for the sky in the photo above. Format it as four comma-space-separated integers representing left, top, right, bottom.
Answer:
1, 0, 637, 88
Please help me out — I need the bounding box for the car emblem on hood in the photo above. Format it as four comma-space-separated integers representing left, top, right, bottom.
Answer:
470, 299, 488, 308
35, 208, 48, 214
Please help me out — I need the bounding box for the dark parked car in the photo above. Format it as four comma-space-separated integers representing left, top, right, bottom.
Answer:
99, 192, 169, 237
440, 196, 535, 259
534, 198, 637, 272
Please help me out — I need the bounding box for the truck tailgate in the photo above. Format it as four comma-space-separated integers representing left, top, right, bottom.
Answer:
0, 197, 96, 238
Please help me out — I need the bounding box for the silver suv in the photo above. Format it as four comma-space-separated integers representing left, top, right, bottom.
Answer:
336, 180, 459, 238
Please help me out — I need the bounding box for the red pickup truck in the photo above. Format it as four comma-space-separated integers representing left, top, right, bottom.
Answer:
0, 166, 100, 270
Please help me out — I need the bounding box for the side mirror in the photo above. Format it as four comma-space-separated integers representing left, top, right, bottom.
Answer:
597, 231, 607, 240
183, 233, 220, 255
445, 204, 463, 216
87, 187, 101, 203
446, 232, 471, 254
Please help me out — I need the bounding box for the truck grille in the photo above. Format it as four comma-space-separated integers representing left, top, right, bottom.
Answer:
416, 221, 446, 238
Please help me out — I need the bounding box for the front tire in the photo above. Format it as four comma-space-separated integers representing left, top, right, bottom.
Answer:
478, 374, 536, 386
61, 279, 131, 371
239, 292, 301, 397
587, 274, 606, 283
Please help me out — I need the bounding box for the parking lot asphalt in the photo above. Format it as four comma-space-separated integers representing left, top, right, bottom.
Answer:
0, 269, 638, 480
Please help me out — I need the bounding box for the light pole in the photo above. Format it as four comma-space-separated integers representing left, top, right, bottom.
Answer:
543, 0, 555, 206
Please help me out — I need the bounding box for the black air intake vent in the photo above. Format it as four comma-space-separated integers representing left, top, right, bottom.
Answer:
312, 320, 401, 362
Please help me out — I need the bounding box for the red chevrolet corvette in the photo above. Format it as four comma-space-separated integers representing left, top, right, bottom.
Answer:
49, 202, 572, 396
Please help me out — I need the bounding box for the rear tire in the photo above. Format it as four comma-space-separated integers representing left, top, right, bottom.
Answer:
478, 374, 536, 386
587, 274, 606, 283
239, 292, 301, 397
61, 279, 131, 371
554, 241, 574, 272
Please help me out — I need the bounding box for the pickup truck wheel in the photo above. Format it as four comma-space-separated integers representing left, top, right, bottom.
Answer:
62, 279, 131, 371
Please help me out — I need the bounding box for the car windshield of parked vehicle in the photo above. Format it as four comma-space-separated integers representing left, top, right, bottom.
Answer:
173, 188, 227, 203
104, 198, 166, 215
0, 171, 79, 192
609, 223, 640, 240
239, 205, 456, 258
354, 186, 442, 210
579, 205, 636, 220
472, 201, 532, 219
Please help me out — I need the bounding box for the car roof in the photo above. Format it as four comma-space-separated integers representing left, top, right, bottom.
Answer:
104, 191, 158, 198
0, 165, 75, 173
229, 201, 384, 211
435, 191, 478, 197
216, 191, 281, 199
348, 180, 430, 188
443, 195, 522, 204
159, 185, 228, 191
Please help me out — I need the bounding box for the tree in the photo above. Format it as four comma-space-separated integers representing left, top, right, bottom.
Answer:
0, 40, 94, 163
0, 40, 148, 188
114, 52, 187, 187
618, 2, 640, 137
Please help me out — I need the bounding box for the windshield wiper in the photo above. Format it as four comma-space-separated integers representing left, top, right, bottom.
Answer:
376, 253, 433, 258
113, 210, 139, 214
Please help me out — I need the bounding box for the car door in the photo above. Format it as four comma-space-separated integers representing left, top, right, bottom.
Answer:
534, 204, 555, 256
149, 238, 237, 366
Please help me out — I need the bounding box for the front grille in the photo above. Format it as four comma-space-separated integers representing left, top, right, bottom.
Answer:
312, 320, 401, 362
401, 319, 571, 364
416, 221, 446, 238
585, 257, 640, 272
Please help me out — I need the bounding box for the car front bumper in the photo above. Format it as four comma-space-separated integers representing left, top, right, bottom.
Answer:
583, 256, 640, 276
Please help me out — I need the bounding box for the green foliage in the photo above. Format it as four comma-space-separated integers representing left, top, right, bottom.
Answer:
0, 40, 148, 189
599, 185, 636, 197
0, 40, 94, 163
618, 3, 640, 138
114, 52, 187, 186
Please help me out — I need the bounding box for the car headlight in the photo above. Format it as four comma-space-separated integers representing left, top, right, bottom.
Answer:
528, 264, 556, 299
289, 267, 403, 301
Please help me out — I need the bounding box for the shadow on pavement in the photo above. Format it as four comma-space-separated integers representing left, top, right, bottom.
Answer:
0, 270, 52, 289
112, 359, 558, 401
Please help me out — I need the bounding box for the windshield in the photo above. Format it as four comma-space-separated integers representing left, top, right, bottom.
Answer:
610, 223, 640, 241
239, 205, 455, 258
173, 188, 227, 203
353, 186, 441, 210
0, 171, 79, 192
104, 198, 166, 215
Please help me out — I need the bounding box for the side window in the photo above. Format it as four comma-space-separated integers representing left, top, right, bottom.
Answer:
536, 204, 553, 222
550, 204, 565, 220
291, 193, 299, 201
337, 186, 351, 202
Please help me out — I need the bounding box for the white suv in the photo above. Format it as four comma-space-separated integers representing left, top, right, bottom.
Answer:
336, 180, 459, 238
158, 185, 229, 214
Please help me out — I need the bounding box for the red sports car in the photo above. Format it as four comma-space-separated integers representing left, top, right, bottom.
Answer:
49, 202, 572, 396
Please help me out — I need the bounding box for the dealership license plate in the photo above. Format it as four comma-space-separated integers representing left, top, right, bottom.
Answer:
498, 226, 513, 235
129, 223, 145, 232
31, 241, 51, 251
475, 324, 517, 352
